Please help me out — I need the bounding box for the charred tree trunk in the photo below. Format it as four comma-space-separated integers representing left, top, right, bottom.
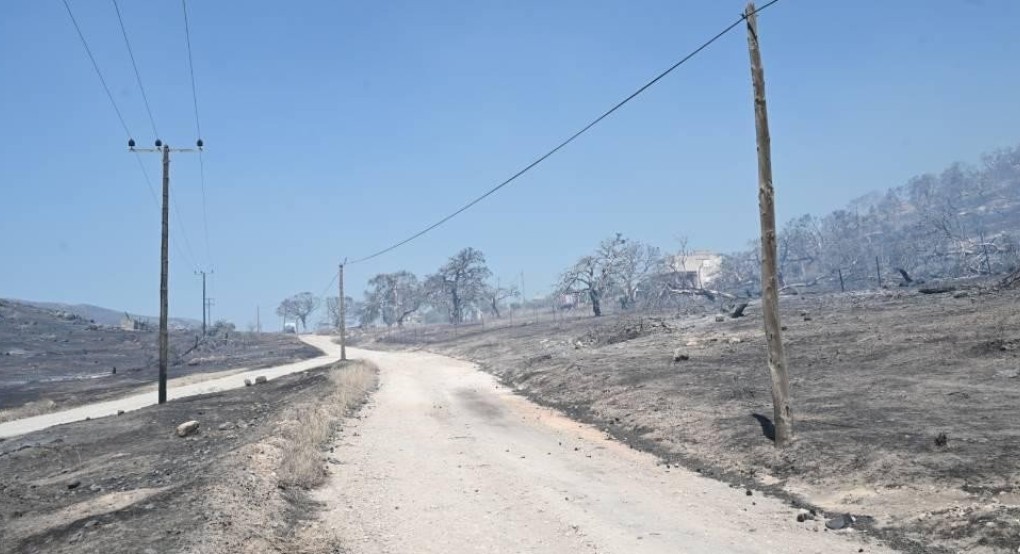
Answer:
590, 290, 602, 317
451, 287, 461, 324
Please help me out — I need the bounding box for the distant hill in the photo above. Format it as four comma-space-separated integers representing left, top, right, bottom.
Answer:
13, 299, 201, 331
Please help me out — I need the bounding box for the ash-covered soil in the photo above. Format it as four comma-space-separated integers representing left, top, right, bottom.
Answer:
369, 286, 1020, 553
0, 299, 320, 410
0, 362, 368, 554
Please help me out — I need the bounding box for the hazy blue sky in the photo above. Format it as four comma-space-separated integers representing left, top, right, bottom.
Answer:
2, 0, 1019, 327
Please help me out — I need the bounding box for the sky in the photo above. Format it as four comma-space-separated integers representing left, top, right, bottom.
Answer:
2, 0, 1019, 328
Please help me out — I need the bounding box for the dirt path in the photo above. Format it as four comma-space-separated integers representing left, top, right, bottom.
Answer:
317, 347, 894, 554
0, 335, 342, 439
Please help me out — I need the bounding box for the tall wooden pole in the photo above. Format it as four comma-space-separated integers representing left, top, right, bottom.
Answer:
339, 262, 347, 361
745, 2, 792, 447
195, 270, 208, 336
159, 144, 170, 404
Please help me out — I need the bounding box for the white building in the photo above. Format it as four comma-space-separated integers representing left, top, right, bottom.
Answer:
668, 251, 723, 288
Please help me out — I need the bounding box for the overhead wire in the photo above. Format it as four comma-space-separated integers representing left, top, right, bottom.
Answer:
111, 0, 159, 139
61, 0, 198, 271
318, 271, 340, 300
134, 154, 200, 270
180, 0, 214, 270
60, 0, 132, 139
348, 0, 784, 265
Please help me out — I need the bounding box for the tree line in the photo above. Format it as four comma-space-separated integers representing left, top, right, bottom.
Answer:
276, 247, 521, 331
716, 144, 1020, 295
274, 143, 1020, 329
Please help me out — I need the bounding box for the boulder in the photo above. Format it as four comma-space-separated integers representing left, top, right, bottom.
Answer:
175, 420, 200, 438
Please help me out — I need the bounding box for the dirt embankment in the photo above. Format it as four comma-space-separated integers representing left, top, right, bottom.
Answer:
0, 299, 321, 416
0, 360, 376, 554
368, 288, 1020, 553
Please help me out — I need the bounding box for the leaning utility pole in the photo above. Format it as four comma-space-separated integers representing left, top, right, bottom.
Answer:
195, 270, 212, 336
338, 261, 347, 361
130, 138, 201, 404
745, 2, 792, 447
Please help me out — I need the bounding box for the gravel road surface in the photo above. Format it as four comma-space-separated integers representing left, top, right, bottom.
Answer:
318, 347, 894, 554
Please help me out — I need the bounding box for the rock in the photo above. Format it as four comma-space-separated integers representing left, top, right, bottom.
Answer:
254, 376, 268, 385
934, 432, 948, 447
745, 489, 753, 496
244, 378, 253, 387
672, 349, 690, 363
825, 514, 854, 530
117, 410, 125, 416
715, 315, 726, 322
176, 421, 200, 438
67, 479, 81, 490
729, 337, 742, 344
84, 520, 99, 528
796, 509, 815, 522
217, 422, 235, 431
89, 484, 102, 492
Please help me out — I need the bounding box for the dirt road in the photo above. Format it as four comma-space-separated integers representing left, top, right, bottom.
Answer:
0, 335, 342, 439
318, 347, 893, 554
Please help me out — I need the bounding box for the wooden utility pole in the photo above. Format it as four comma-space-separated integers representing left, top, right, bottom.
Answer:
745, 2, 792, 447
195, 270, 211, 336
875, 256, 883, 288
338, 261, 347, 361
204, 298, 215, 327
159, 144, 170, 404
130, 139, 201, 404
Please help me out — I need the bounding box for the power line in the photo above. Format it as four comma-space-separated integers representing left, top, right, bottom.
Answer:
197, 152, 213, 268
170, 190, 201, 271
62, 0, 198, 271
349, 0, 783, 265
318, 271, 339, 299
111, 0, 159, 139
180, 0, 202, 139
181, 0, 214, 270
134, 152, 198, 270
61, 0, 132, 139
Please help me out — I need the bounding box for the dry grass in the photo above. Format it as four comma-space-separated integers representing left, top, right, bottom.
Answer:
278, 360, 377, 489
0, 398, 58, 423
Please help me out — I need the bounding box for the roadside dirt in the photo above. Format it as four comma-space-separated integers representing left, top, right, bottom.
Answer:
0, 299, 320, 413
0, 358, 375, 554
317, 346, 895, 553
367, 287, 1020, 553
0, 335, 348, 439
